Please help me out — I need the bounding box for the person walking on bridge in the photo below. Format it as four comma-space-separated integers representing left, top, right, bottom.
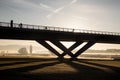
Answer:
19, 23, 22, 28
10, 20, 13, 28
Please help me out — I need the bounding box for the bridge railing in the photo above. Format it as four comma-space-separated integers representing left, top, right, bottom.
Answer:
0, 22, 10, 27
0, 21, 120, 36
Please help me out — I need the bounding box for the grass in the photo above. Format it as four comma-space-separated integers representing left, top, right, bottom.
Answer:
0, 57, 120, 80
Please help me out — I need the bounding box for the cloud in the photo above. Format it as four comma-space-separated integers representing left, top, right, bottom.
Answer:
53, 6, 65, 13
70, 0, 77, 5
39, 3, 55, 18
41, 4, 65, 18
46, 6, 65, 19
39, 3, 53, 11
11, 0, 85, 21
46, 0, 78, 19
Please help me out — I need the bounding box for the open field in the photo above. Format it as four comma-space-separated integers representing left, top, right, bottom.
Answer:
0, 57, 120, 80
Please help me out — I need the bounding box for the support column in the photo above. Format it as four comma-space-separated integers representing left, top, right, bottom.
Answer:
36, 40, 61, 57
50, 40, 74, 57
61, 41, 83, 57
50, 40, 84, 58
36, 40, 95, 60
73, 40, 96, 58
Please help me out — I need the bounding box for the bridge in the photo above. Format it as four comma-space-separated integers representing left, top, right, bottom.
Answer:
0, 21, 120, 59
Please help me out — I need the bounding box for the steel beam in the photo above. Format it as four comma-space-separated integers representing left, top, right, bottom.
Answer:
36, 40, 61, 57
37, 40, 95, 59
50, 40, 74, 57
61, 41, 83, 57
73, 40, 96, 58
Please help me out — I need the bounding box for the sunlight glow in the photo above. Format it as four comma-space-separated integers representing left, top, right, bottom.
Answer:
0, 0, 120, 54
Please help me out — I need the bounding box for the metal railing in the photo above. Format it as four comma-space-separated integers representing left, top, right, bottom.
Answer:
0, 21, 120, 36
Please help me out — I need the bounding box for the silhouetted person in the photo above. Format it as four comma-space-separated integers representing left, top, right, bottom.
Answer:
19, 23, 22, 28
10, 20, 13, 28
73, 29, 74, 32
45, 26, 47, 29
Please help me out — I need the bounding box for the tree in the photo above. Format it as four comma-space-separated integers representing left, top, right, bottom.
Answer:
18, 47, 28, 55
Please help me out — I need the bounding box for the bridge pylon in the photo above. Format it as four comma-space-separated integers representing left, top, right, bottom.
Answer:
36, 40, 96, 59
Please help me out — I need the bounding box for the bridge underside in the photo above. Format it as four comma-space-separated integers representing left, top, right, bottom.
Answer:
0, 26, 120, 59
36, 40, 95, 59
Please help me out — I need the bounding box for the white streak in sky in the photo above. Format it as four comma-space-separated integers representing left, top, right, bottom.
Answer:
70, 0, 77, 5
39, 3, 53, 11
54, 6, 65, 13
46, 0, 78, 19
12, 0, 87, 21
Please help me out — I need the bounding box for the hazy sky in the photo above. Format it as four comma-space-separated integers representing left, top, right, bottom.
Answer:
0, 0, 120, 51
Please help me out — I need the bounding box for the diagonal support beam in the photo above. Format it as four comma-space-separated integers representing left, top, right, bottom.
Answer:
36, 40, 61, 57
50, 40, 74, 57
61, 41, 83, 57
37, 40, 95, 59
73, 40, 96, 58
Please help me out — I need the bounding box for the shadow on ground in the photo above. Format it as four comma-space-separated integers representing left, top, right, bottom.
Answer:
0, 58, 120, 80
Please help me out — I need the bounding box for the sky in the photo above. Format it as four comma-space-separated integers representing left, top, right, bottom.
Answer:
0, 0, 120, 52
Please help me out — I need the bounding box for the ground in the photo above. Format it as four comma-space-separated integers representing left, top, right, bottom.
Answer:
0, 57, 120, 80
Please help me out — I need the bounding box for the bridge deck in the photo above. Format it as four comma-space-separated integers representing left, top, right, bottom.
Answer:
0, 22, 120, 44
0, 21, 120, 35
0, 21, 120, 58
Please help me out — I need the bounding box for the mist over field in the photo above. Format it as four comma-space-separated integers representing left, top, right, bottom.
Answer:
0, 44, 120, 60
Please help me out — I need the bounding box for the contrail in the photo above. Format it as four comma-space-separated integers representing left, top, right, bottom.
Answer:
39, 3, 53, 11
70, 0, 77, 5
46, 0, 78, 19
